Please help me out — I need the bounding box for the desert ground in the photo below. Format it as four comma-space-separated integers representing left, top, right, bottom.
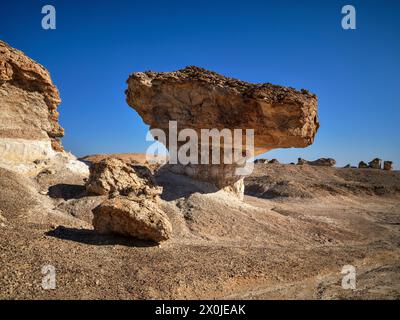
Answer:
1, 157, 399, 300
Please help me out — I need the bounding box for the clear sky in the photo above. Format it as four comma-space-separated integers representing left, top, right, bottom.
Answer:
1, 0, 399, 168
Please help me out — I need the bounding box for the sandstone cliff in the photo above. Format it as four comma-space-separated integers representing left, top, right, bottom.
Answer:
0, 40, 86, 176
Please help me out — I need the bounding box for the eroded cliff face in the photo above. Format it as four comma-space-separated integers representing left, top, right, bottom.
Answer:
0, 40, 64, 150
0, 40, 87, 176
126, 66, 319, 197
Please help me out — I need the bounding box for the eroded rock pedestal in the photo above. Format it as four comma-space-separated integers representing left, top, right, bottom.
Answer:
126, 66, 319, 197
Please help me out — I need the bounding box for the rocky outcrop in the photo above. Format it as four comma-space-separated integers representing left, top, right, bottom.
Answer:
383, 161, 393, 171
297, 158, 336, 167
358, 161, 368, 169
88, 158, 171, 242
126, 66, 319, 196
92, 197, 172, 242
254, 158, 268, 164
86, 158, 161, 198
268, 159, 280, 164
0, 40, 63, 150
0, 40, 87, 176
368, 158, 382, 169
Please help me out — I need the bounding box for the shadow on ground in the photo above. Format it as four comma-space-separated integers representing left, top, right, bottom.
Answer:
48, 184, 87, 200
45, 226, 158, 247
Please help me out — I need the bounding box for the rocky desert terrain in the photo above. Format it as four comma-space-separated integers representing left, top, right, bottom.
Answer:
1, 40, 399, 300
1, 159, 400, 299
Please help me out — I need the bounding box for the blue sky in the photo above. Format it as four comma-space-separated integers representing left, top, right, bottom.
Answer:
1, 0, 399, 168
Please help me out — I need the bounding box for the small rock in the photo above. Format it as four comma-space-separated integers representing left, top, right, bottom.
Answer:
92, 197, 172, 242
383, 161, 393, 171
358, 161, 368, 169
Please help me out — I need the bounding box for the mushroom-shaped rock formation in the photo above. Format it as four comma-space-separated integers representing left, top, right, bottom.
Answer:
126, 66, 319, 197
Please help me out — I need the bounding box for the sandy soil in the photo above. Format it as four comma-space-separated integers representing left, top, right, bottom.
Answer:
0, 162, 399, 299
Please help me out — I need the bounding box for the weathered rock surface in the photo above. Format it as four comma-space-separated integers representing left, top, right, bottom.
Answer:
383, 161, 393, 171
87, 158, 171, 241
0, 40, 87, 176
359, 161, 368, 169
0, 40, 63, 150
92, 197, 172, 242
86, 158, 162, 198
369, 158, 382, 169
297, 158, 336, 167
126, 66, 319, 195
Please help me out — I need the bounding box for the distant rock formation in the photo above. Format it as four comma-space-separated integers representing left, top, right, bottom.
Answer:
343, 164, 351, 168
0, 40, 87, 176
126, 66, 319, 197
254, 158, 269, 164
297, 158, 336, 167
88, 158, 171, 242
368, 158, 382, 169
358, 161, 368, 169
383, 161, 393, 171
268, 159, 280, 164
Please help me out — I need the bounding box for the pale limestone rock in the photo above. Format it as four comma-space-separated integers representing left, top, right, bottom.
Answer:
126, 66, 319, 197
86, 158, 162, 197
0, 41, 87, 177
92, 197, 172, 242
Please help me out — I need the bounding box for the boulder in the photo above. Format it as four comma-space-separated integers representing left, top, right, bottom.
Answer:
343, 164, 351, 168
92, 197, 172, 242
383, 161, 393, 171
297, 158, 336, 167
368, 158, 382, 169
86, 158, 162, 198
126, 66, 319, 197
358, 161, 368, 169
0, 40, 87, 176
